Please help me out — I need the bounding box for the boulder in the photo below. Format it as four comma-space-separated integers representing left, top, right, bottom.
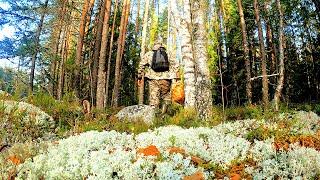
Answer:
0, 100, 56, 143
115, 105, 156, 124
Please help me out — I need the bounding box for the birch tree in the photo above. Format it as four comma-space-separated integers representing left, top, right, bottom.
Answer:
192, 0, 213, 119
180, 0, 196, 108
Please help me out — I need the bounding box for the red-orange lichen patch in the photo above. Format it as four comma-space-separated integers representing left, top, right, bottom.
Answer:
8, 155, 21, 165
137, 145, 160, 157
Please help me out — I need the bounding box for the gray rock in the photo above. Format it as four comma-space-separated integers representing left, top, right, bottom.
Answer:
115, 105, 157, 124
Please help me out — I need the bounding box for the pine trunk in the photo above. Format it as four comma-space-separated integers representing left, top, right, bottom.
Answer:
74, 0, 91, 97
96, 0, 112, 109
112, 0, 131, 107
29, 0, 49, 93
264, 1, 276, 76
236, 0, 252, 104
192, 0, 213, 119
274, 0, 285, 111
254, 0, 269, 107
181, 0, 196, 107
138, 0, 150, 104
57, 26, 69, 100
135, 0, 141, 34
105, 0, 119, 106
92, 0, 106, 105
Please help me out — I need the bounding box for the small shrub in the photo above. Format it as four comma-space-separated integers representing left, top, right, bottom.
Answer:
314, 104, 320, 115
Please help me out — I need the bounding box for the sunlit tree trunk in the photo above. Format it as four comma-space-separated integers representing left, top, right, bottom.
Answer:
85, 0, 96, 34
274, 0, 285, 111
74, 0, 92, 97
264, 1, 276, 75
29, 0, 49, 93
135, 0, 141, 34
192, 0, 212, 119
92, 0, 106, 105
254, 0, 269, 108
138, 0, 150, 104
57, 26, 70, 100
105, 0, 119, 106
236, 0, 252, 104
112, 0, 131, 107
96, 0, 112, 109
181, 0, 196, 107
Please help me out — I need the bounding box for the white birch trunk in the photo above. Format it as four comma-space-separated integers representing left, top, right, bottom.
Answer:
192, 0, 213, 119
180, 0, 196, 107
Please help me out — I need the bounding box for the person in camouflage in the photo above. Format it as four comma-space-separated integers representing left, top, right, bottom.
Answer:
138, 41, 178, 113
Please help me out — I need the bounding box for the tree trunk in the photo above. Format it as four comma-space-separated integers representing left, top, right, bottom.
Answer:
274, 0, 285, 111
181, 0, 196, 107
135, 0, 141, 34
96, 0, 112, 109
92, 0, 106, 105
264, 1, 276, 75
50, 0, 68, 97
85, 0, 96, 35
112, 0, 131, 107
105, 0, 119, 106
74, 0, 92, 97
57, 26, 69, 100
29, 0, 49, 93
192, 0, 213, 119
138, 0, 150, 104
254, 0, 269, 108
236, 0, 252, 105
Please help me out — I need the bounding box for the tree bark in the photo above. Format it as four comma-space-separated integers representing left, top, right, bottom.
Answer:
254, 0, 269, 108
96, 0, 112, 109
138, 0, 150, 104
92, 0, 106, 105
29, 0, 49, 93
135, 0, 141, 34
74, 0, 92, 97
274, 0, 285, 111
236, 0, 252, 105
105, 0, 119, 106
264, 1, 276, 75
57, 26, 70, 100
192, 0, 213, 119
181, 0, 196, 107
112, 0, 131, 107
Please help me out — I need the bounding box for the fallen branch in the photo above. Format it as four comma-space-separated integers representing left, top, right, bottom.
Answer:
250, 73, 279, 81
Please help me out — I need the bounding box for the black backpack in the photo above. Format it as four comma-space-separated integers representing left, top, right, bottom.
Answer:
151, 47, 169, 72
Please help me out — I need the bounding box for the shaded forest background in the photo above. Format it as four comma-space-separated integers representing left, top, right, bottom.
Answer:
0, 0, 319, 112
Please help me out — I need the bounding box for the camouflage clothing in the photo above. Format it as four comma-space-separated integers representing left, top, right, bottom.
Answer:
149, 79, 171, 107
138, 48, 178, 107
138, 51, 178, 80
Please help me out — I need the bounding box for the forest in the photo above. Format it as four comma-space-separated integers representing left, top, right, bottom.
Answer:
0, 0, 320, 179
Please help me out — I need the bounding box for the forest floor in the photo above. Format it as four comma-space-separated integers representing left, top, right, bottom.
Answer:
1, 93, 320, 179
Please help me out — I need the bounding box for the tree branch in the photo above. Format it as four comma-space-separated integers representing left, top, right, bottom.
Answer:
250, 73, 279, 81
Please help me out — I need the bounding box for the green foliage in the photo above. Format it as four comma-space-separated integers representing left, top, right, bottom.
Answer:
26, 92, 82, 135
149, 10, 159, 48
